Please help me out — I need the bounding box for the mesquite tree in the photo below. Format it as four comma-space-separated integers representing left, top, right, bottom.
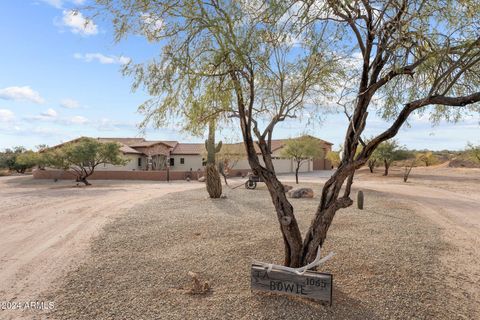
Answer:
375, 140, 404, 176
297, 0, 480, 264
281, 136, 322, 184
97, 0, 480, 267
44, 138, 127, 185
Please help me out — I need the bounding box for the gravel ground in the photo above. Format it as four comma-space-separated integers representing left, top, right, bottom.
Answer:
41, 183, 470, 319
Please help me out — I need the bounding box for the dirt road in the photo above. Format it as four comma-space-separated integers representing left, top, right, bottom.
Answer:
355, 179, 480, 315
0, 176, 201, 319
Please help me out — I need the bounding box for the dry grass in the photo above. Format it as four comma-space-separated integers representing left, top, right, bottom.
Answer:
42, 183, 472, 319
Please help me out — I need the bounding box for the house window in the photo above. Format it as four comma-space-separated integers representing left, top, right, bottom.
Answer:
169, 158, 175, 166
138, 158, 142, 167
180, 158, 185, 165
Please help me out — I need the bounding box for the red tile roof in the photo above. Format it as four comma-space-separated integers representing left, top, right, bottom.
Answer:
51, 135, 333, 156
96, 138, 143, 154
98, 137, 146, 145
171, 143, 205, 155
128, 140, 176, 148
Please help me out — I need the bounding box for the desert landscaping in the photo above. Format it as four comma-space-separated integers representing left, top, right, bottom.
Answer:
2, 1, 480, 319
0, 165, 478, 319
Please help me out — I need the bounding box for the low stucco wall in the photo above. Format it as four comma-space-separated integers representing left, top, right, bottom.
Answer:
33, 169, 195, 181
33, 168, 253, 181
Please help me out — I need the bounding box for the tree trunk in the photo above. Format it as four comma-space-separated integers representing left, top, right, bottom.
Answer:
261, 170, 303, 267
300, 164, 354, 265
221, 172, 228, 186
206, 163, 222, 198
383, 159, 390, 176
242, 135, 303, 267
295, 162, 300, 184
79, 177, 91, 186
218, 162, 229, 186
404, 167, 412, 182
368, 159, 375, 173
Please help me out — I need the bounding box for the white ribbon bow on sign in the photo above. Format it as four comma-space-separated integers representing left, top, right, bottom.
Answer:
252, 246, 335, 275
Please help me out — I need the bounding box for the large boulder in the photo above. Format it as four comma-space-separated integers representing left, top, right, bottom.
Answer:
288, 188, 314, 198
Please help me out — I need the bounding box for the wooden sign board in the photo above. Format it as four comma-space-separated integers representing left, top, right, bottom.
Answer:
251, 263, 332, 304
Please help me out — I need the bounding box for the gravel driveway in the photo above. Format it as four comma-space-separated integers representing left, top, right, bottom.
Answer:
42, 181, 477, 319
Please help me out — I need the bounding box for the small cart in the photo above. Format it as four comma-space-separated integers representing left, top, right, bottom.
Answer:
245, 173, 263, 189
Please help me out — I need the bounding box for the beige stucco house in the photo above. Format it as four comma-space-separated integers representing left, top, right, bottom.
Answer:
56, 136, 333, 174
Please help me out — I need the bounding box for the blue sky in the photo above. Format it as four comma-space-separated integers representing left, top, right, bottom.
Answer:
0, 0, 478, 151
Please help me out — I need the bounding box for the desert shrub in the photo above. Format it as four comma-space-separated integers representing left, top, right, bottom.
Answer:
415, 152, 439, 167
0, 146, 37, 173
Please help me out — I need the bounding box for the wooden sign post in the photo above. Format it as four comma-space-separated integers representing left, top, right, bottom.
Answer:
251, 263, 333, 305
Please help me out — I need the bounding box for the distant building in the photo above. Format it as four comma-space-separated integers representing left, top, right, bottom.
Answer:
49, 136, 333, 174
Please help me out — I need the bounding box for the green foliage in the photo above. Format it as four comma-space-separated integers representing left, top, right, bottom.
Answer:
282, 136, 322, 183
281, 136, 322, 162
15, 151, 40, 172
464, 143, 480, 163
326, 151, 340, 168
372, 140, 408, 165
415, 152, 439, 167
96, 0, 341, 137
0, 146, 36, 173
44, 138, 127, 185
372, 140, 408, 175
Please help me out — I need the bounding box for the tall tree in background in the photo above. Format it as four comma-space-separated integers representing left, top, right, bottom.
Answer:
96, 0, 480, 267
375, 140, 405, 176
281, 136, 322, 184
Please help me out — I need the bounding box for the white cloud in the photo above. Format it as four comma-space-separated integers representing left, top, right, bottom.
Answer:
41, 0, 86, 8
60, 10, 98, 36
0, 86, 45, 104
41, 108, 58, 118
73, 53, 131, 65
25, 110, 91, 126
0, 109, 14, 122
60, 98, 80, 109
25, 108, 58, 122
69, 115, 89, 124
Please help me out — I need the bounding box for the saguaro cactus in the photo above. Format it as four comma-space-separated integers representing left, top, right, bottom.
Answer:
205, 120, 222, 198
